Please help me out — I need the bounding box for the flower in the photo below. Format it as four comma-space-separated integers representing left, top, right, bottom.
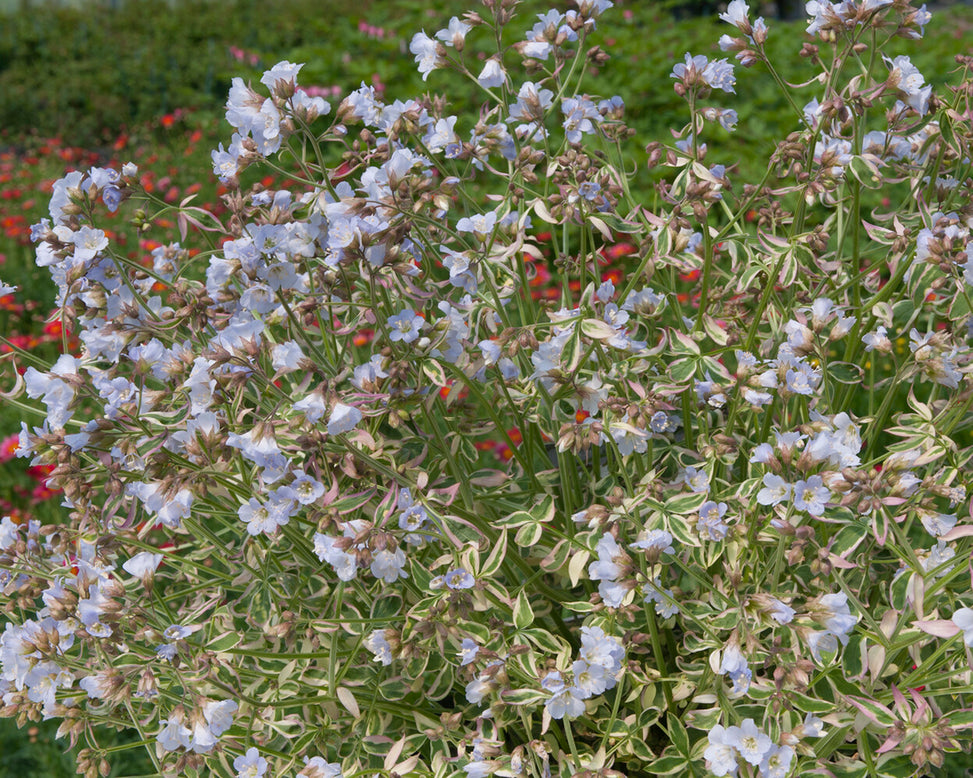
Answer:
445, 568, 475, 589
387, 309, 424, 344
435, 16, 471, 48
884, 55, 931, 115
465, 674, 493, 704
793, 475, 830, 516
370, 547, 407, 583
478, 58, 507, 88
952, 607, 973, 647
458, 638, 479, 666
365, 630, 393, 665
717, 642, 751, 695
238, 494, 294, 536
234, 747, 268, 778
759, 744, 795, 778
157, 717, 192, 752
719, 0, 750, 29
767, 598, 795, 625
203, 699, 238, 736
724, 719, 772, 766
409, 31, 442, 81
456, 210, 498, 239
297, 757, 343, 778
697, 500, 730, 540
671, 53, 736, 93
327, 403, 363, 435
542, 671, 586, 719
757, 473, 790, 507
704, 725, 739, 776
683, 466, 710, 493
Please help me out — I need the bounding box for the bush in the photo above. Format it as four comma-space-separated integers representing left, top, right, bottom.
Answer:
3, 2, 973, 778
0, 0, 380, 145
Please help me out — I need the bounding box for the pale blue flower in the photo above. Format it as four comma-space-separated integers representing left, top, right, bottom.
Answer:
477, 58, 506, 88
387, 309, 424, 343
458, 638, 479, 666
725, 719, 772, 766
756, 473, 790, 506
328, 403, 363, 435
704, 724, 739, 776
445, 569, 475, 589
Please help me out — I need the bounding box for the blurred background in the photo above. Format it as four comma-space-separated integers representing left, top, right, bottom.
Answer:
1, 0, 972, 775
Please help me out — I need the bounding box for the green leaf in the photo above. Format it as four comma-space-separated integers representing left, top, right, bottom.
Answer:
502, 688, 549, 705
522, 628, 568, 655
668, 357, 697, 383
847, 155, 882, 188
514, 590, 534, 630
559, 327, 583, 374
629, 738, 656, 762
421, 359, 446, 388
371, 593, 403, 621
514, 522, 544, 548
422, 666, 455, 701
845, 696, 896, 727
665, 491, 708, 515
479, 529, 508, 577
539, 538, 570, 572
561, 600, 596, 613
580, 318, 619, 340
645, 754, 689, 775
206, 632, 241, 651
669, 328, 700, 355
378, 678, 408, 701
667, 513, 700, 548
668, 713, 690, 757
946, 710, 973, 729
501, 510, 533, 528
529, 494, 556, 523
787, 690, 838, 714
828, 361, 863, 385
595, 212, 641, 234
702, 315, 729, 346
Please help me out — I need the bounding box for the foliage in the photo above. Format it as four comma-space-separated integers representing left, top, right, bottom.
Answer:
3, 2, 973, 778
0, 716, 75, 777
0, 0, 381, 144
0, 116, 235, 526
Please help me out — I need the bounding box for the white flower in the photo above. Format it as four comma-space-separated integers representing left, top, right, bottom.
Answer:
203, 699, 238, 736
952, 608, 973, 646
757, 473, 790, 506
704, 725, 739, 776
435, 16, 471, 47
719, 0, 749, 28
478, 58, 507, 88
365, 630, 393, 665
725, 719, 772, 766
260, 61, 302, 92
157, 717, 192, 752
409, 31, 441, 80
122, 551, 164, 581
234, 747, 268, 778
370, 548, 407, 583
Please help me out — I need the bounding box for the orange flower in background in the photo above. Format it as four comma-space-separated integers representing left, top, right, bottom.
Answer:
0, 434, 19, 463
42, 319, 64, 339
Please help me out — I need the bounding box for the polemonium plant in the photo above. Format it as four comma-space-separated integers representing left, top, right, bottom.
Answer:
2, 1, 973, 777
